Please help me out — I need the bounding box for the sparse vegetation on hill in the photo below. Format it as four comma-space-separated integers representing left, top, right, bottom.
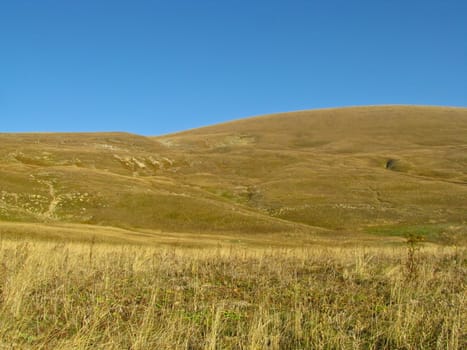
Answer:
0, 106, 466, 244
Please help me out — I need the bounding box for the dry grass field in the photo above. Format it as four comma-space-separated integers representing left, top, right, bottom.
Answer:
0, 237, 465, 349
0, 106, 466, 348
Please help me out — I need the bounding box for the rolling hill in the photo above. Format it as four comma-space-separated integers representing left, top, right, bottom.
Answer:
1, 106, 466, 245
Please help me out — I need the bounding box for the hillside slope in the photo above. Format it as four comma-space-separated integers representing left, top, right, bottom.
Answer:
1, 106, 466, 244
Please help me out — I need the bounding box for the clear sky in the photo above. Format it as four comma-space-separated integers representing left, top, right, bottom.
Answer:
1, 0, 466, 135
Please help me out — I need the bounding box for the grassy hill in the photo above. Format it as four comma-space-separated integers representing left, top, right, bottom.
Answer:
1, 105, 465, 349
1, 106, 466, 245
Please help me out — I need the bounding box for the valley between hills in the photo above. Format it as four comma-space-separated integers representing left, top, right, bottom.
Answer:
1, 105, 466, 246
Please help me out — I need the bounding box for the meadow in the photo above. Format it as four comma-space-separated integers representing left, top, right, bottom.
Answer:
0, 236, 464, 349
0, 106, 466, 348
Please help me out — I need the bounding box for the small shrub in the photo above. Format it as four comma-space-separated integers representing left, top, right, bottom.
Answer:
404, 233, 424, 280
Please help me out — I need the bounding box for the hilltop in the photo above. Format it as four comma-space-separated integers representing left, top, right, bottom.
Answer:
1, 106, 466, 246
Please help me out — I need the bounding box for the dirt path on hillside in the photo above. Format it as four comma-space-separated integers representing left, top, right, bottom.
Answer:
45, 181, 60, 218
35, 178, 60, 220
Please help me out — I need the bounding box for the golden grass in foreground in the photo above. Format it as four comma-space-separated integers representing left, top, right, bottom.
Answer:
0, 239, 465, 349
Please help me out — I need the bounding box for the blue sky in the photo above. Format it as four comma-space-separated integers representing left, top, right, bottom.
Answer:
1, 0, 466, 135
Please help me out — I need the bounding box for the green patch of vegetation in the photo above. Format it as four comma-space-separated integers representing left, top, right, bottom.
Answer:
365, 224, 449, 242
